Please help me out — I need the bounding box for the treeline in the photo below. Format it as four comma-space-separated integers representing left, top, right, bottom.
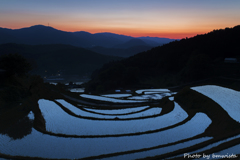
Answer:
0, 53, 42, 109
85, 25, 240, 93
0, 54, 43, 139
0, 43, 121, 78
0, 53, 66, 139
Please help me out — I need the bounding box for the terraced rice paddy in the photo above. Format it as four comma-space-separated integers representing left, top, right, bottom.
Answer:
83, 105, 149, 115
1, 85, 240, 159
39, 100, 188, 136
56, 99, 161, 119
135, 88, 170, 94
80, 94, 145, 103
69, 88, 85, 93
101, 94, 132, 98
128, 93, 171, 100
191, 85, 240, 122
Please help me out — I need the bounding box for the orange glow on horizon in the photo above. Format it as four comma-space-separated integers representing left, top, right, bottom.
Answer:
58, 28, 209, 39
55, 25, 210, 39
2, 23, 237, 40
54, 22, 234, 39
1, 1, 240, 40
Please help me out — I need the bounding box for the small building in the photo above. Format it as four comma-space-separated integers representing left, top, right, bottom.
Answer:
224, 58, 237, 63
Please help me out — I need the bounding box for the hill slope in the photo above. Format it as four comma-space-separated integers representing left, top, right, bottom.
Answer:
89, 45, 153, 58
113, 38, 150, 49
85, 25, 240, 93
0, 43, 121, 80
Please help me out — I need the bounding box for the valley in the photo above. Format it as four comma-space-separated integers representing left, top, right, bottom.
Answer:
0, 25, 240, 160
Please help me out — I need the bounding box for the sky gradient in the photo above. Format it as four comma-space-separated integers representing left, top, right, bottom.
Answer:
1, 0, 240, 39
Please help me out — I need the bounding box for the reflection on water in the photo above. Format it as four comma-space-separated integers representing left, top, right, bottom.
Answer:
1, 114, 33, 140
0, 112, 211, 159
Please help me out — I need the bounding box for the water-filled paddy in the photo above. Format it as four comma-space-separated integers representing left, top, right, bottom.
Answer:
98, 137, 212, 160
0, 111, 211, 159
56, 99, 161, 119
80, 94, 145, 103
83, 105, 149, 115
2, 85, 239, 160
69, 88, 85, 93
135, 88, 170, 94
39, 99, 188, 136
101, 94, 132, 98
192, 85, 240, 122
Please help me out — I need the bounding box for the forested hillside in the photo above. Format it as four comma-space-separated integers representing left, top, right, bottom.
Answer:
0, 43, 121, 79
85, 25, 240, 93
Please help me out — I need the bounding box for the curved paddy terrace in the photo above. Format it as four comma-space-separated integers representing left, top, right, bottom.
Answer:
82, 105, 150, 115
39, 99, 188, 136
191, 85, 240, 123
101, 94, 132, 98
80, 94, 146, 103
1, 85, 240, 160
55, 99, 162, 119
0, 111, 212, 159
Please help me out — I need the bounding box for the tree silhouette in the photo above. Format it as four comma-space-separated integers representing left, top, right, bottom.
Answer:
183, 54, 212, 80
0, 53, 32, 77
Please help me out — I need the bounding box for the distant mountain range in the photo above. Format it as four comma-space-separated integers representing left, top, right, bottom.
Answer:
0, 25, 177, 57
0, 25, 178, 80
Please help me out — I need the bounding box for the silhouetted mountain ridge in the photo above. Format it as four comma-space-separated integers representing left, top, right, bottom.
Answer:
0, 25, 177, 49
